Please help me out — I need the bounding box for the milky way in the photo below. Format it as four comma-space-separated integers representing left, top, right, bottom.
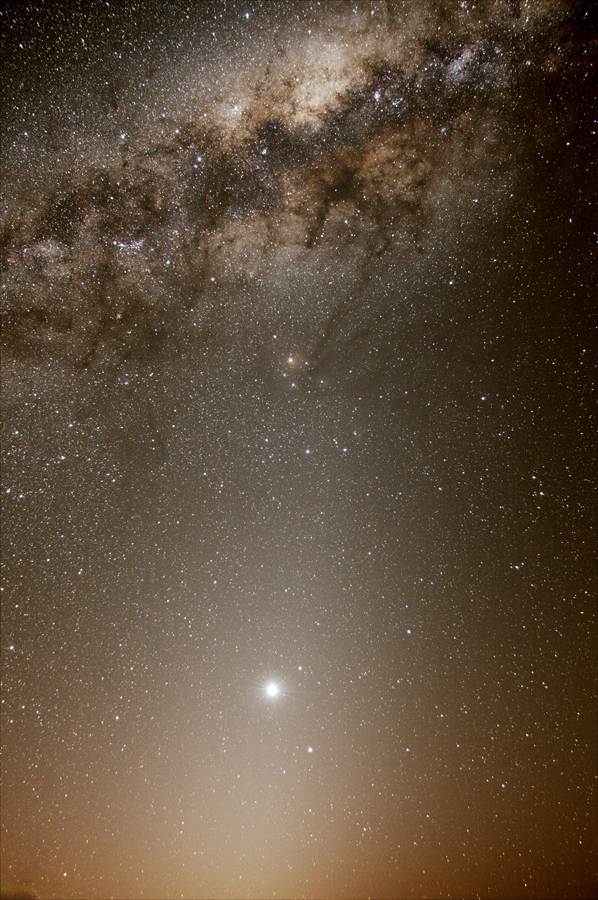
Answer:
1, 3, 596, 900
2, 1, 584, 369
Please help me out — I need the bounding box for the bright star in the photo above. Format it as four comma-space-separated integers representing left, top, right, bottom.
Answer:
266, 683, 279, 697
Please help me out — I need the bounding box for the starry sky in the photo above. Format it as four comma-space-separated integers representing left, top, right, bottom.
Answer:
1, 2, 596, 899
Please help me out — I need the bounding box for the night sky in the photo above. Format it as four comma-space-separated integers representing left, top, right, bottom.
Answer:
1, 2, 596, 899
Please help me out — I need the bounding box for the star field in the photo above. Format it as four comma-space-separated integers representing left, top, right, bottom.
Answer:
1, 2, 596, 899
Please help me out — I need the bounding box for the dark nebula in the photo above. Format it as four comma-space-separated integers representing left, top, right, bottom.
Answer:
1, 2, 596, 899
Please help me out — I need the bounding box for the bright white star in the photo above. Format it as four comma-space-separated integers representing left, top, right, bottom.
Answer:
266, 683, 279, 697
